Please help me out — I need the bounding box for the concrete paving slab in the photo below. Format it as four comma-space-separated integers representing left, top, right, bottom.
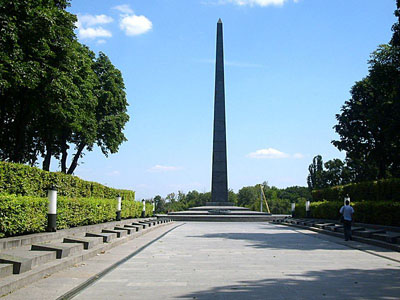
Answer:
70, 222, 400, 300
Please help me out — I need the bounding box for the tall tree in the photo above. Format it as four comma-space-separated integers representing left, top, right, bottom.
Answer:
333, 45, 400, 179
0, 0, 76, 164
307, 155, 326, 190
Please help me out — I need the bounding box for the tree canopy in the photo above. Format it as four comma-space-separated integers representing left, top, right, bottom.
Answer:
0, 0, 129, 173
329, 2, 400, 183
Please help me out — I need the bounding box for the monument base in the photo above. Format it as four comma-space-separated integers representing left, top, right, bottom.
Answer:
167, 205, 277, 222
206, 202, 234, 207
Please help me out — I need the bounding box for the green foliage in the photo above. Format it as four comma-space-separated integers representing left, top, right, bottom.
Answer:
307, 155, 353, 190
312, 178, 400, 202
0, 194, 150, 237
295, 200, 400, 227
0, 1, 129, 173
0, 161, 135, 200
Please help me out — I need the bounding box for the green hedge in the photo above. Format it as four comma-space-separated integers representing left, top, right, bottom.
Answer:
0, 195, 153, 237
0, 161, 135, 200
312, 178, 400, 202
294, 201, 400, 227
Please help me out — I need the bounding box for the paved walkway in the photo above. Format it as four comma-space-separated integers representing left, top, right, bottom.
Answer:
71, 222, 400, 300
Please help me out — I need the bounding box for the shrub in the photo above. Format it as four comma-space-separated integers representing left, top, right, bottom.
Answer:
312, 178, 400, 202
0, 161, 135, 200
0, 195, 151, 237
294, 200, 400, 227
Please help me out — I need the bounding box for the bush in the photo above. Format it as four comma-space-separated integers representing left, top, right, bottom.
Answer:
294, 200, 400, 227
0, 161, 135, 200
312, 178, 400, 202
0, 195, 151, 237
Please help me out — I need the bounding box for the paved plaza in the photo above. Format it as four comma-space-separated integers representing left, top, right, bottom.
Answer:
70, 222, 399, 299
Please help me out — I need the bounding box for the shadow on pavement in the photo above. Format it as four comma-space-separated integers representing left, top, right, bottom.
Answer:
177, 267, 400, 299
186, 231, 349, 251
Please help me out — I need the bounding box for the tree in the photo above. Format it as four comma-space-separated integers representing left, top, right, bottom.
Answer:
0, 0, 77, 165
332, 3, 400, 180
307, 155, 326, 190
0, 1, 129, 174
333, 46, 400, 180
66, 52, 129, 174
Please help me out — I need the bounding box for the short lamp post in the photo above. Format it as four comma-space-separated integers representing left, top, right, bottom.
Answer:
306, 200, 310, 218
291, 203, 296, 218
47, 186, 57, 232
116, 194, 122, 221
141, 199, 146, 218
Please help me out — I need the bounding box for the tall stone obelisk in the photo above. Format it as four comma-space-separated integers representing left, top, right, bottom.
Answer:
210, 19, 231, 206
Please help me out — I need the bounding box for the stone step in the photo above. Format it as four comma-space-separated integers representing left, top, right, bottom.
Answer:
325, 225, 344, 232
353, 229, 386, 238
101, 229, 127, 238
371, 232, 400, 243
31, 242, 83, 259
114, 227, 134, 235
336, 226, 365, 233
131, 222, 147, 229
124, 224, 141, 231
0, 263, 13, 279
315, 223, 335, 229
63, 236, 103, 250
138, 221, 152, 227
0, 250, 56, 274
85, 232, 117, 243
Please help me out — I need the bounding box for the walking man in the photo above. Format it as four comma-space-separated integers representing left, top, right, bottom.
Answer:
340, 198, 354, 241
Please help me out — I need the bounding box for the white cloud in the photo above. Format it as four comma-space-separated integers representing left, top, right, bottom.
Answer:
76, 14, 113, 40
78, 14, 113, 27
148, 165, 182, 172
293, 153, 304, 159
120, 15, 152, 36
113, 4, 134, 14
247, 148, 290, 159
78, 27, 112, 39
97, 39, 107, 45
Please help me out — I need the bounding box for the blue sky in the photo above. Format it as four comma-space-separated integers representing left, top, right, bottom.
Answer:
66, 0, 396, 200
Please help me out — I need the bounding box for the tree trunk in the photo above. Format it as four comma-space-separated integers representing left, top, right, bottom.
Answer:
42, 145, 52, 171
67, 143, 85, 175
61, 138, 69, 173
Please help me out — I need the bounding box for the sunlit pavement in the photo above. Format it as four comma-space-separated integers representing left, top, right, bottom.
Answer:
73, 222, 400, 299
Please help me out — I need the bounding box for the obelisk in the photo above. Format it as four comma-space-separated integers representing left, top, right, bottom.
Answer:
209, 19, 231, 206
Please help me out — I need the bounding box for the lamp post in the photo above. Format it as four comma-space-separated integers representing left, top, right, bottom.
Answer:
291, 203, 296, 218
116, 194, 122, 221
152, 200, 155, 216
47, 186, 57, 232
306, 200, 310, 218
141, 199, 146, 218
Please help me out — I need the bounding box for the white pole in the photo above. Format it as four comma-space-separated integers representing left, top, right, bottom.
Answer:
47, 186, 57, 232
116, 195, 122, 221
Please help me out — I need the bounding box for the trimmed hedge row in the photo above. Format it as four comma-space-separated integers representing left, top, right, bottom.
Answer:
0, 161, 135, 200
294, 201, 400, 227
312, 178, 400, 202
0, 195, 153, 237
